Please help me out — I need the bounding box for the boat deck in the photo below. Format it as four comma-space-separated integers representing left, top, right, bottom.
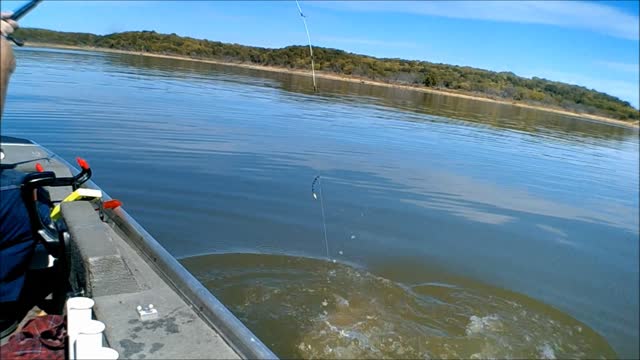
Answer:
62, 201, 239, 359
1, 136, 274, 359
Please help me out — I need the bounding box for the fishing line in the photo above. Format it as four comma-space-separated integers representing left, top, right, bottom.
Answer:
295, 0, 318, 92
312, 175, 330, 260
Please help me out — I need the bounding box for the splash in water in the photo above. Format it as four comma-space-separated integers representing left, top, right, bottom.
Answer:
182, 253, 615, 359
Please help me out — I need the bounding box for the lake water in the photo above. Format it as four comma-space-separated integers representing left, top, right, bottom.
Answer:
4, 47, 638, 358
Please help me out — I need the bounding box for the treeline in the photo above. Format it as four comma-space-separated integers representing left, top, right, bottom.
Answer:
16, 28, 639, 122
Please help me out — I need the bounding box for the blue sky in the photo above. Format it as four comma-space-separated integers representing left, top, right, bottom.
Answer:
3, 0, 639, 107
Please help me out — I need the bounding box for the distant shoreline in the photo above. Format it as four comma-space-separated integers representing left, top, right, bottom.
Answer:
25, 42, 639, 129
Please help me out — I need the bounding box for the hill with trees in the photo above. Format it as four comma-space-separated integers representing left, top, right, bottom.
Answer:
15, 28, 639, 122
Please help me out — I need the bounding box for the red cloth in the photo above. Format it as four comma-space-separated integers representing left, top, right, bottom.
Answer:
0, 315, 66, 360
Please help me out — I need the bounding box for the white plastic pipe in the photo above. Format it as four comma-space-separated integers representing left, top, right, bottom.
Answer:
66, 297, 95, 360
75, 320, 106, 360
84, 347, 119, 360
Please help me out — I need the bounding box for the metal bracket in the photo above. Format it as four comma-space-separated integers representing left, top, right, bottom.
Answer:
136, 304, 158, 321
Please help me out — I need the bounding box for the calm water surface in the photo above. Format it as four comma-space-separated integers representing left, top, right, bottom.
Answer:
4, 48, 639, 358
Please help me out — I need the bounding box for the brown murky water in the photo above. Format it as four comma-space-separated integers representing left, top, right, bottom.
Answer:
183, 253, 616, 359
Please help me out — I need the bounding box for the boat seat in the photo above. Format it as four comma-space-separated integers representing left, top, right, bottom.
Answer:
21, 171, 68, 259
20, 162, 95, 296
18, 172, 73, 310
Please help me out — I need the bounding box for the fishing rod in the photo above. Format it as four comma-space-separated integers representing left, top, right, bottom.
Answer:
295, 0, 318, 92
9, 0, 43, 21
5, 0, 44, 46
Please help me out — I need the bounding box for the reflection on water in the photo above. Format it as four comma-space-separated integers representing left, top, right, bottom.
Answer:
108, 51, 635, 142
183, 253, 615, 359
5, 47, 639, 358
